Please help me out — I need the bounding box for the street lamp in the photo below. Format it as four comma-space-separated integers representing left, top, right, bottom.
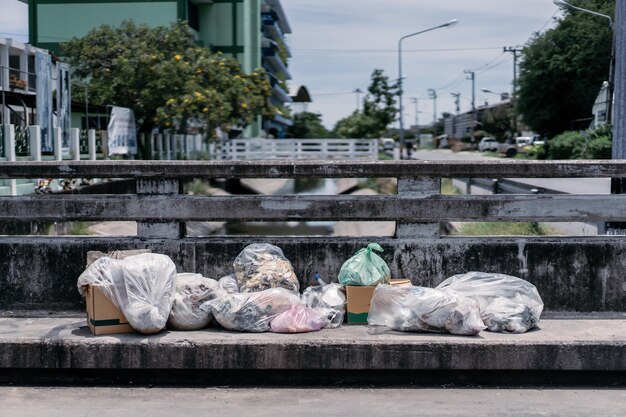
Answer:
553, 0, 614, 124
398, 19, 458, 159
481, 88, 510, 102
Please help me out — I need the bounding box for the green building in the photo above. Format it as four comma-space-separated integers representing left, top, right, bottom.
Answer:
27, 0, 293, 136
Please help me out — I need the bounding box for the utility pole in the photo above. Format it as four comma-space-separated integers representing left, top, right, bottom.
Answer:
503, 46, 522, 135
410, 97, 420, 146
353, 88, 363, 112
450, 92, 460, 138
608, 0, 625, 234
464, 70, 476, 145
427, 89, 437, 125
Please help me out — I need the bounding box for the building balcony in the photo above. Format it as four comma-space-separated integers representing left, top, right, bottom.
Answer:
272, 83, 292, 104
262, 49, 291, 80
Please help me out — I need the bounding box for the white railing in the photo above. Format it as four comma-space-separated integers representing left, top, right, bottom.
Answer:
212, 138, 379, 160
0, 124, 105, 195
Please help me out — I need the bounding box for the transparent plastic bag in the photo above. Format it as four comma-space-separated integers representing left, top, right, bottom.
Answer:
436, 271, 544, 333
270, 304, 325, 333
368, 284, 485, 336
167, 273, 225, 330
233, 244, 299, 293
301, 283, 346, 328
338, 243, 391, 286
219, 274, 240, 294
77, 253, 177, 334
202, 287, 302, 332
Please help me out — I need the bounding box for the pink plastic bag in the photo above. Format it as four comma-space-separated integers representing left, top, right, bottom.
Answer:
270, 305, 325, 333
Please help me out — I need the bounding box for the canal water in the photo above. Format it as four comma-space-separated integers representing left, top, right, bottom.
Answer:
222, 178, 345, 236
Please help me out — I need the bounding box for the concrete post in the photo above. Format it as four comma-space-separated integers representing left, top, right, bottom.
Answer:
28, 125, 41, 161
155, 133, 163, 160
165, 133, 172, 160
6, 124, 17, 195
0, 41, 10, 123
136, 178, 185, 238
54, 127, 62, 161
395, 177, 441, 238
70, 128, 80, 160
88, 129, 96, 160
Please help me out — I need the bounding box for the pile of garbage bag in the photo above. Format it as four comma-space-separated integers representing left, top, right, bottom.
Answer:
368, 284, 486, 335
436, 271, 544, 333
233, 244, 300, 293
167, 273, 224, 330
77, 241, 544, 337
338, 243, 391, 286
77, 253, 177, 334
301, 282, 346, 329
202, 287, 302, 332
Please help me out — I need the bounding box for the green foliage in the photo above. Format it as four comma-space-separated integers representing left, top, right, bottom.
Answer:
517, 0, 614, 137
68, 222, 91, 235
547, 125, 612, 159
62, 20, 273, 135
333, 69, 398, 138
287, 112, 330, 138
524, 143, 545, 159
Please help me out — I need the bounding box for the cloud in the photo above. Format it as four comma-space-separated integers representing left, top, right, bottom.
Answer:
0, 0, 29, 41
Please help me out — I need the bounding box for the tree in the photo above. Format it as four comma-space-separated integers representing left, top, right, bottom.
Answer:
62, 20, 273, 135
517, 0, 614, 138
333, 69, 398, 138
287, 112, 330, 138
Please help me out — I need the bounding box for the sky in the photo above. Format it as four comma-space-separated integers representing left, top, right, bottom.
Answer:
0, 0, 559, 129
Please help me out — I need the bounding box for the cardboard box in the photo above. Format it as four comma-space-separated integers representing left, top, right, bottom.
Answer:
85, 285, 135, 335
345, 279, 411, 324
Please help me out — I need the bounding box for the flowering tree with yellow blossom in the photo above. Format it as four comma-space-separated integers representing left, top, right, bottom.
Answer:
62, 20, 273, 138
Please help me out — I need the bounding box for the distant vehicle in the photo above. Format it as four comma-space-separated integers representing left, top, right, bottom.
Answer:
478, 137, 499, 152
380, 138, 395, 151
498, 136, 533, 158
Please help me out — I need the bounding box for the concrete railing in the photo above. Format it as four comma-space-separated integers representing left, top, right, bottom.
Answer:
1, 159, 626, 312
212, 138, 379, 160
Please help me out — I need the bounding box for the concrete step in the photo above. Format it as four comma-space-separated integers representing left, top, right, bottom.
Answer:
1, 315, 625, 386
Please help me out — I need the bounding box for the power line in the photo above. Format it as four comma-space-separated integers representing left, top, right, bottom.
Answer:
292, 46, 502, 54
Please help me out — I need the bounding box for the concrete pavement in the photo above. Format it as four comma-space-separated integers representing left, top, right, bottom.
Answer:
2, 387, 625, 417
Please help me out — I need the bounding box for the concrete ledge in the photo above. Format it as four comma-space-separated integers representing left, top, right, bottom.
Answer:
1, 318, 625, 373
2, 237, 626, 311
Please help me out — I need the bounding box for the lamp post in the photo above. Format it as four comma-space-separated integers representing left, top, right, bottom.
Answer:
553, 0, 614, 125
398, 19, 458, 159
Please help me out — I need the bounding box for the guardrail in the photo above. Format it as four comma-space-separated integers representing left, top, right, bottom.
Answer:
212, 138, 379, 160
1, 159, 625, 312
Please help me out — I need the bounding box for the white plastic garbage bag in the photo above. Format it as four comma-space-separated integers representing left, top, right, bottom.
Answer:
270, 304, 325, 333
233, 244, 300, 293
436, 271, 544, 333
77, 253, 177, 334
301, 283, 346, 328
167, 273, 225, 330
218, 274, 240, 294
202, 287, 302, 332
368, 284, 485, 336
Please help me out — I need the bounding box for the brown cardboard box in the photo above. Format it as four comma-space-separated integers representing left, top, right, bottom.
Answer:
85, 285, 135, 335
345, 279, 411, 324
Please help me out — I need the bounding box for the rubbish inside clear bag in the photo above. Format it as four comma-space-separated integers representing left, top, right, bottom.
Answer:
436, 271, 544, 333
270, 304, 325, 333
167, 273, 224, 330
233, 244, 300, 293
218, 273, 240, 294
202, 287, 302, 332
368, 284, 485, 336
338, 243, 391, 286
301, 283, 346, 328
77, 253, 177, 334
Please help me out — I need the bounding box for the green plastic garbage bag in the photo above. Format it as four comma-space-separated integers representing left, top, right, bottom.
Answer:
338, 243, 391, 286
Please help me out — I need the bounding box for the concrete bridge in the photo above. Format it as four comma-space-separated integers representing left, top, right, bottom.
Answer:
0, 159, 625, 385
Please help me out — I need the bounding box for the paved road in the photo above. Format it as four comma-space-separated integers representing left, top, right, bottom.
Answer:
2, 387, 625, 417
409, 149, 610, 194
